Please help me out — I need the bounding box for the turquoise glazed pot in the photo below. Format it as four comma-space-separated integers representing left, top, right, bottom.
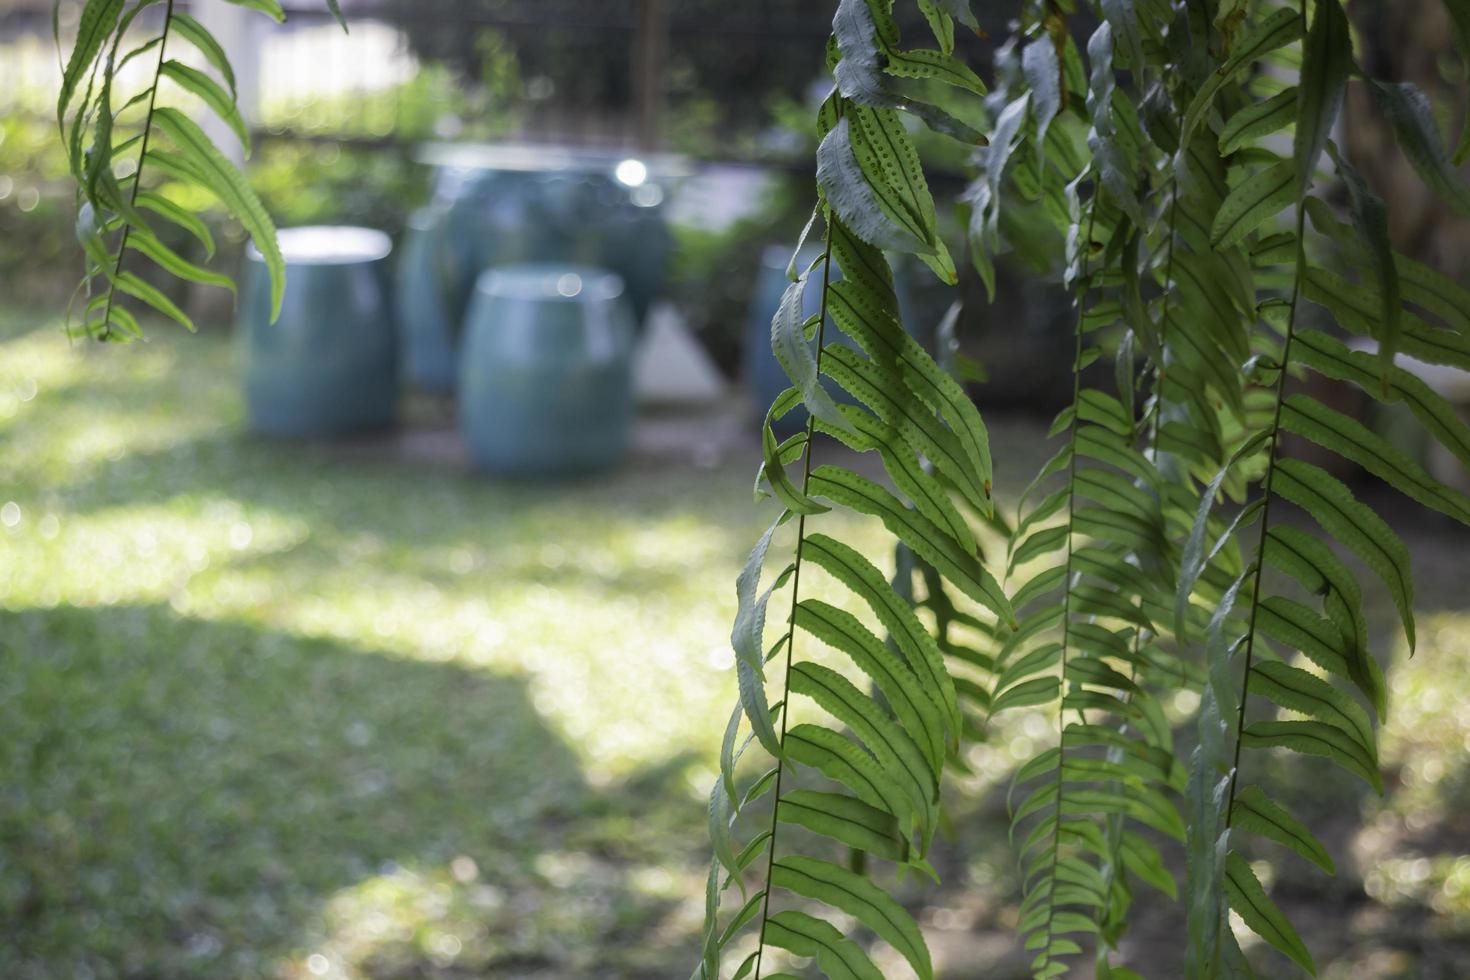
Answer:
240, 226, 396, 437
395, 206, 459, 393
410, 148, 673, 336
459, 265, 635, 476
744, 244, 922, 438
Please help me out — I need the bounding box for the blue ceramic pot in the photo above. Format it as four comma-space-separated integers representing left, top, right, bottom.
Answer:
395, 206, 458, 393
240, 226, 397, 437
459, 264, 635, 476
744, 244, 923, 438
410, 153, 672, 332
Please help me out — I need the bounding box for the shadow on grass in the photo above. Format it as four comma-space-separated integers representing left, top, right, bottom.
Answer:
0, 603, 702, 979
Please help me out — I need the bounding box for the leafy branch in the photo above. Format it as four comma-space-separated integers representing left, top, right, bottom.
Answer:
57, 0, 343, 341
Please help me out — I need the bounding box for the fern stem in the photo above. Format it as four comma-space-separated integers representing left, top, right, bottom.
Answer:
98, 0, 174, 341
751, 204, 838, 980
1223, 189, 1310, 828
1037, 176, 1102, 967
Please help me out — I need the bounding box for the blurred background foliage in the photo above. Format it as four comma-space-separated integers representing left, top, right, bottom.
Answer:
0, 0, 999, 385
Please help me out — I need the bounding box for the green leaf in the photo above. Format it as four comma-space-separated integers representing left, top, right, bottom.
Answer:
159, 59, 249, 150
778, 790, 908, 862
148, 108, 285, 320
1327, 143, 1399, 391
220, 0, 285, 23
324, 0, 348, 31
916, 0, 955, 54
769, 273, 855, 437
707, 780, 743, 900
1180, 7, 1302, 150
803, 533, 962, 740
818, 115, 932, 254
135, 190, 215, 257
1369, 80, 1470, 216
789, 661, 936, 822
1262, 523, 1371, 686
845, 104, 948, 263
829, 346, 987, 514
1224, 852, 1316, 975
1022, 36, 1062, 152
1232, 785, 1335, 874
794, 599, 946, 777
772, 856, 933, 979
1271, 457, 1415, 652
1280, 394, 1470, 526
1446, 0, 1470, 163
1242, 719, 1383, 793
170, 13, 236, 98
762, 909, 884, 980
783, 724, 915, 839
991, 676, 1061, 715
760, 425, 827, 516
1211, 160, 1296, 249
1185, 679, 1232, 977
1100, 0, 1146, 77
827, 242, 994, 507
884, 47, 986, 96
1294, 0, 1350, 196
1220, 88, 1297, 155
730, 517, 788, 758
114, 271, 194, 332
58, 0, 125, 126
808, 466, 1012, 624
1248, 660, 1376, 762
1295, 328, 1470, 471
1256, 596, 1384, 717
127, 228, 235, 293
928, 0, 977, 30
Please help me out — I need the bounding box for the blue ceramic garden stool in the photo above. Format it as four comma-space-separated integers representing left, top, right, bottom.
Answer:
240, 226, 397, 437
395, 206, 461, 393
459, 264, 635, 476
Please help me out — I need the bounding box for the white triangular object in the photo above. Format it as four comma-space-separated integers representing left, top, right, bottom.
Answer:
633, 303, 727, 404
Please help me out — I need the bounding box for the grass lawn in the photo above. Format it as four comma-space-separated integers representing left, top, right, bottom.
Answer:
2, 308, 1470, 978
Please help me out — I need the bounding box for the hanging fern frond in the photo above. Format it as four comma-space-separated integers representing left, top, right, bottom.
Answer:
697, 5, 1018, 974
1175, 2, 1470, 974
57, 0, 343, 340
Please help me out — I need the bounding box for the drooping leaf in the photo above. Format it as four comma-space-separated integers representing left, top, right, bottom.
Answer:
1224, 852, 1316, 974
1212, 159, 1296, 249
772, 856, 933, 979
1231, 785, 1335, 874
1270, 457, 1415, 652
1219, 88, 1297, 154
1294, 0, 1350, 196
1327, 142, 1399, 389
169, 13, 236, 98
818, 115, 934, 255
148, 108, 285, 319
1369, 80, 1470, 216
220, 0, 286, 23
1179, 7, 1302, 150
159, 60, 249, 149
762, 909, 885, 980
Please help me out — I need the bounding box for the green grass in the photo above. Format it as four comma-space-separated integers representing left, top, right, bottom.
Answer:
3, 308, 1470, 979
0, 309, 815, 978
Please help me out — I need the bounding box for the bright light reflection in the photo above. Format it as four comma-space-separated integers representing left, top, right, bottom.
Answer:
613, 158, 647, 187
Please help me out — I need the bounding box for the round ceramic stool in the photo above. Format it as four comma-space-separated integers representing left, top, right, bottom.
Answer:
459, 264, 635, 476
240, 226, 396, 437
